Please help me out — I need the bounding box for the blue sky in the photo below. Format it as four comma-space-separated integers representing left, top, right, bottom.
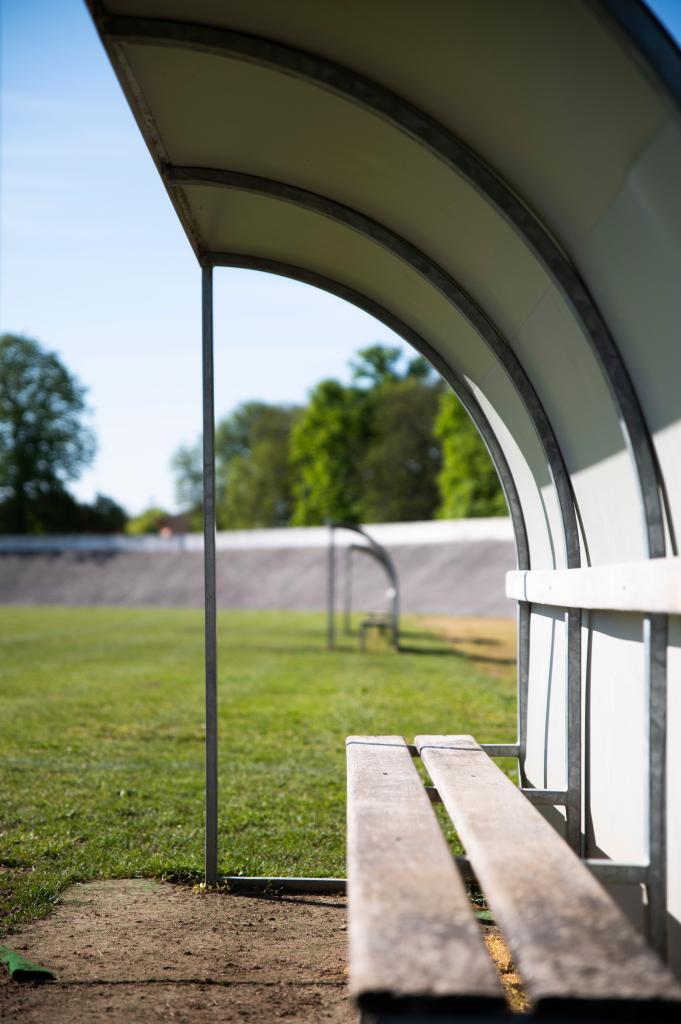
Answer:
0, 0, 407, 515
2, 1, 680, 515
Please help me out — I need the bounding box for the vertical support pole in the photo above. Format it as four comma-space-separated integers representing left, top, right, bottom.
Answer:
645, 612, 668, 958
343, 546, 352, 636
202, 263, 218, 886
565, 607, 582, 855
327, 523, 335, 650
517, 601, 531, 787
391, 578, 400, 650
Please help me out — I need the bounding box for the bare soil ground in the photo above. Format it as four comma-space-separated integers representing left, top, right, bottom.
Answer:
0, 879, 351, 1023
0, 878, 527, 1021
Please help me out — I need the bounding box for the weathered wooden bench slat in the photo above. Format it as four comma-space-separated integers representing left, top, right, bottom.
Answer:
416, 734, 681, 1016
346, 735, 504, 1015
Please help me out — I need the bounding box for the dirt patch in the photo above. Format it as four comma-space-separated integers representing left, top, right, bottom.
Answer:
421, 615, 516, 677
0, 879, 351, 1022
483, 927, 529, 1013
0, 879, 530, 1020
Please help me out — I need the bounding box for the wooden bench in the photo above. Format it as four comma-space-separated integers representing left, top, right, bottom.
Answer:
346, 735, 681, 1021
358, 614, 396, 652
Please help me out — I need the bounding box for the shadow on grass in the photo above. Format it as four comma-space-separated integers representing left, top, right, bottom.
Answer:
397, 645, 515, 665
220, 640, 516, 668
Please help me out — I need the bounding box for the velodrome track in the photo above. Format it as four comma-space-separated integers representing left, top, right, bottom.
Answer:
0, 519, 515, 617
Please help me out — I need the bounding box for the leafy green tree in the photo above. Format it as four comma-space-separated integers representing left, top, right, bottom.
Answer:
0, 333, 96, 532
351, 346, 434, 389
288, 346, 442, 525
358, 377, 442, 522
289, 380, 368, 525
219, 404, 298, 528
350, 344, 403, 388
172, 402, 298, 530
0, 487, 126, 535
79, 494, 128, 533
434, 390, 506, 518
126, 506, 168, 535
404, 354, 433, 381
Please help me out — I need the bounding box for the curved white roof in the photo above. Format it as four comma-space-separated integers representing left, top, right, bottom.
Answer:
88, 0, 681, 574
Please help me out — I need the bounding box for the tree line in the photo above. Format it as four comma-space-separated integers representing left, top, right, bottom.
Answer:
0, 334, 505, 534
172, 345, 506, 530
0, 334, 126, 534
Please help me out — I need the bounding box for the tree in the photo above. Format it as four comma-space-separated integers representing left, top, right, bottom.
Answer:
172, 402, 299, 530
434, 389, 507, 518
79, 493, 127, 533
289, 346, 442, 526
289, 380, 368, 525
358, 377, 442, 522
126, 506, 168, 535
351, 345, 434, 389
218, 404, 298, 528
350, 344, 404, 388
0, 334, 96, 532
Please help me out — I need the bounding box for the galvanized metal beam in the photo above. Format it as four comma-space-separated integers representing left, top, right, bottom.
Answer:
646, 612, 668, 957
480, 744, 520, 758
521, 789, 568, 807
201, 263, 219, 886
218, 875, 346, 894
585, 860, 650, 886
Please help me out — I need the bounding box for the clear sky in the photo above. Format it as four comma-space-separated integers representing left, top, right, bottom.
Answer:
0, 0, 407, 515
2, 1, 680, 516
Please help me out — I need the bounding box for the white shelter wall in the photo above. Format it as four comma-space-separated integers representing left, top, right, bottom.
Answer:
578, 121, 681, 543
514, 284, 645, 564
525, 606, 567, 798
471, 384, 561, 570
583, 612, 647, 865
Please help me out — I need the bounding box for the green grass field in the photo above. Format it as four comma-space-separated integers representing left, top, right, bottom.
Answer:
0, 607, 516, 935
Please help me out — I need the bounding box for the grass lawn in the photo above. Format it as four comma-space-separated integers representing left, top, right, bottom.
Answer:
0, 607, 516, 936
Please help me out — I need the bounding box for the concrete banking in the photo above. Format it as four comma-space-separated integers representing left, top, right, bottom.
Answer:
0, 519, 515, 617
